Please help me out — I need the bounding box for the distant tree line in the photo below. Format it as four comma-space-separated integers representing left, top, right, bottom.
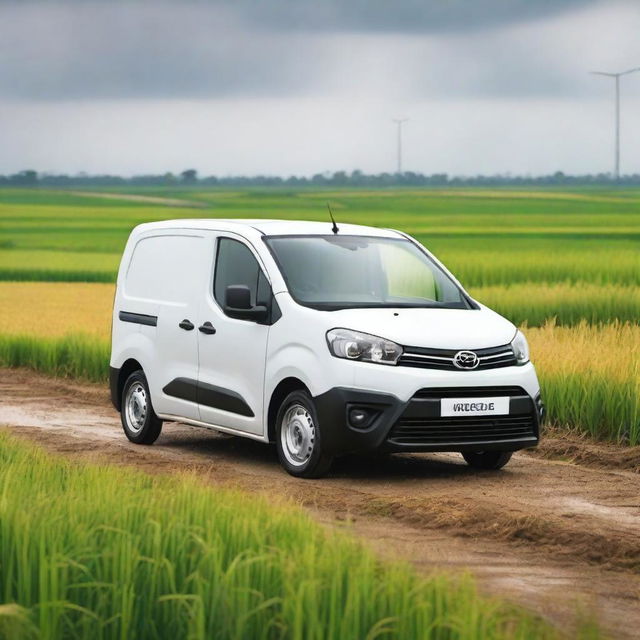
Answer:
3, 168, 640, 187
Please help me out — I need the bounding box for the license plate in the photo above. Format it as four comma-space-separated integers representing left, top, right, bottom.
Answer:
441, 397, 509, 417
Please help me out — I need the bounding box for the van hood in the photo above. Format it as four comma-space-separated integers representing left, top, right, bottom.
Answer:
325, 306, 516, 350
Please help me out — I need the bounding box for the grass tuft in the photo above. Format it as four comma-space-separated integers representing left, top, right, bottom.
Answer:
529, 321, 640, 445
0, 334, 109, 382
0, 433, 565, 640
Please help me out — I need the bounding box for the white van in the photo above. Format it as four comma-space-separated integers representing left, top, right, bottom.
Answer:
110, 220, 543, 478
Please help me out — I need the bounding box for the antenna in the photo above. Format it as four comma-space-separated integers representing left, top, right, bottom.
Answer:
590, 67, 640, 180
392, 118, 409, 174
327, 203, 339, 234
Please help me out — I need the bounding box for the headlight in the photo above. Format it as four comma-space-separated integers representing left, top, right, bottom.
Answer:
326, 328, 402, 365
510, 330, 530, 365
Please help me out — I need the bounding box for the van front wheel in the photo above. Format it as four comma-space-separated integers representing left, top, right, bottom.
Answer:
276, 390, 333, 478
121, 370, 163, 444
462, 450, 512, 470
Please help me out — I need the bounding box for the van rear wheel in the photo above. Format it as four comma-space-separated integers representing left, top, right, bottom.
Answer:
276, 390, 333, 478
121, 370, 163, 444
462, 450, 512, 470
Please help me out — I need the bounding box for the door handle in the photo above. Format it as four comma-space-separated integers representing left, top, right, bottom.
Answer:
179, 319, 195, 331
198, 321, 216, 335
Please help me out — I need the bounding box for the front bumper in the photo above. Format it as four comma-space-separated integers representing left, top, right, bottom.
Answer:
314, 385, 542, 456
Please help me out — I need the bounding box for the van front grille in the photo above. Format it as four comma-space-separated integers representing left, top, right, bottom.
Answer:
385, 386, 538, 448
398, 344, 516, 371
387, 415, 537, 446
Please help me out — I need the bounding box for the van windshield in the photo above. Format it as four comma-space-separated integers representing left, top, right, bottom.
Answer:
264, 235, 472, 310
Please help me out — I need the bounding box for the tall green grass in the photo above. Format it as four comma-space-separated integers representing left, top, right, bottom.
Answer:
540, 372, 640, 445
0, 334, 109, 382
0, 433, 564, 640
438, 248, 640, 287
529, 322, 640, 446
471, 283, 640, 326
1, 324, 638, 445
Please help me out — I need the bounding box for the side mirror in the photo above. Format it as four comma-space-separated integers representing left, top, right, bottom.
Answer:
224, 285, 269, 322
226, 284, 252, 309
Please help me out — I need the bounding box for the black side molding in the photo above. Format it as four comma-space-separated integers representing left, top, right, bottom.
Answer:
119, 311, 158, 327
163, 377, 254, 418
163, 378, 198, 404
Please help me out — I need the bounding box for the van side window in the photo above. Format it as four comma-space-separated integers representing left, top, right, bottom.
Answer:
214, 238, 264, 309
126, 235, 204, 304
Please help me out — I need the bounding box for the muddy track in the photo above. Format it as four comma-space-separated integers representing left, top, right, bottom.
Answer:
1, 368, 639, 639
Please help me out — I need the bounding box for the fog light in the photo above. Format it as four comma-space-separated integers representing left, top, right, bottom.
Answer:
347, 406, 379, 429
349, 408, 368, 425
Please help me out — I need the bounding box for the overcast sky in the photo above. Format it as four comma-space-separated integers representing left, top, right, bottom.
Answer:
1, 0, 639, 177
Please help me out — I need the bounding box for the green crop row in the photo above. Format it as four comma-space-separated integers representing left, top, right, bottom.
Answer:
0, 334, 109, 382
540, 371, 640, 445
436, 247, 640, 287
470, 283, 640, 326
0, 432, 570, 640
0, 186, 638, 287
1, 322, 638, 445
1, 245, 639, 288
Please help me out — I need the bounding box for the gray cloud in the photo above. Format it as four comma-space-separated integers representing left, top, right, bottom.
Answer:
0, 0, 607, 100
229, 0, 596, 33
0, 3, 327, 99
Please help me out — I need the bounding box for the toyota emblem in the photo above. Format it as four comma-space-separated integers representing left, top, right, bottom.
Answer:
453, 350, 479, 370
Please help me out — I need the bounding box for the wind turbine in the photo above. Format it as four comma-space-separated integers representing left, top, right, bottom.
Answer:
590, 67, 640, 180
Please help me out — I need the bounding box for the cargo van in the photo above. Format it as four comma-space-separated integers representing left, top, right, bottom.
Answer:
110, 220, 543, 477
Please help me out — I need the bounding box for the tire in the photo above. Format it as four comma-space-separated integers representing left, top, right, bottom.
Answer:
275, 390, 333, 478
462, 450, 512, 470
120, 370, 163, 444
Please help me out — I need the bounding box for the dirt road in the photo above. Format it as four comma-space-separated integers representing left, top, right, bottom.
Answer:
1, 368, 639, 638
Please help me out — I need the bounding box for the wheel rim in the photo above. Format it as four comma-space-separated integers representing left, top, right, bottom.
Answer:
280, 403, 315, 467
125, 382, 147, 433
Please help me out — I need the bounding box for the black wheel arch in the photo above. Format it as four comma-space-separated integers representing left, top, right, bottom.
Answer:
110, 359, 143, 411
267, 377, 310, 442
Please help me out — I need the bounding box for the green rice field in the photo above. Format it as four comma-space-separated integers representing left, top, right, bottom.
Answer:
0, 432, 569, 640
0, 186, 632, 639
0, 186, 638, 444
2, 188, 639, 288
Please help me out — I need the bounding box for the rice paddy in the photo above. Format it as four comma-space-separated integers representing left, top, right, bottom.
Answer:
0, 432, 565, 640
0, 186, 638, 444
0, 186, 633, 638
528, 321, 640, 445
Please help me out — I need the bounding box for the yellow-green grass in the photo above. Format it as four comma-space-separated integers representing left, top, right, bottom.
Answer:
0, 283, 637, 442
1, 279, 636, 341
470, 282, 640, 326
437, 247, 640, 288
0, 334, 109, 382
0, 432, 567, 640
0, 282, 113, 338
1, 326, 635, 443
529, 321, 640, 445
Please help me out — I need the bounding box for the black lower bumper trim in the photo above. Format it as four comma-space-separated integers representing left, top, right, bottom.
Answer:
314, 386, 540, 456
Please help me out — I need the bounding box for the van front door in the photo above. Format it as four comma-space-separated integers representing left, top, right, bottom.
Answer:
196, 235, 271, 436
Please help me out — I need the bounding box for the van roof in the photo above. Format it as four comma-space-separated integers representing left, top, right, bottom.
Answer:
134, 219, 404, 239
